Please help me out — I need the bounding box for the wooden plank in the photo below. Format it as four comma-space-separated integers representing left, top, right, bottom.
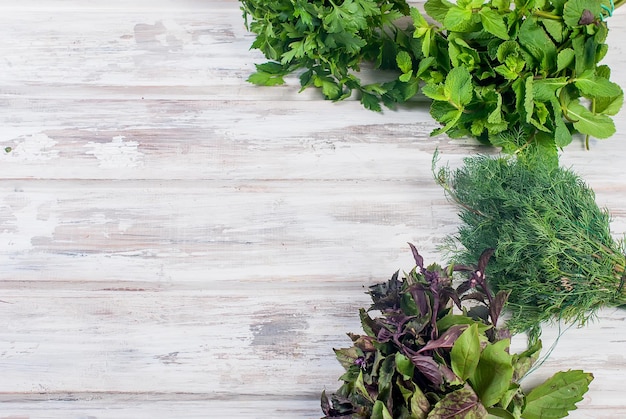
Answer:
1, 0, 625, 417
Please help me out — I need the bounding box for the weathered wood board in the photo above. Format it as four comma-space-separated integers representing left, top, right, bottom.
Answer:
0, 1, 625, 417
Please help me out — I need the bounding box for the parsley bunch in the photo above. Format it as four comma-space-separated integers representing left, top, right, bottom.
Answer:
240, 0, 414, 111
241, 0, 624, 157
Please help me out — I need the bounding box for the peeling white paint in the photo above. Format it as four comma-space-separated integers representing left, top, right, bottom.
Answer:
0, 192, 58, 252
85, 136, 144, 168
7, 133, 59, 161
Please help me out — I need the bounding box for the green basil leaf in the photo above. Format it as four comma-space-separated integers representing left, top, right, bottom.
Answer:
470, 339, 514, 407
410, 385, 430, 418
450, 323, 481, 381
372, 400, 394, 419
523, 370, 593, 419
395, 352, 415, 379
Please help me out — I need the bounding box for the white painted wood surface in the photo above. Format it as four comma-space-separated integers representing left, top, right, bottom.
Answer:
0, 1, 625, 417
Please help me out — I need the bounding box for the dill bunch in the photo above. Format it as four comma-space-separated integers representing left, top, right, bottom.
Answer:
435, 154, 626, 338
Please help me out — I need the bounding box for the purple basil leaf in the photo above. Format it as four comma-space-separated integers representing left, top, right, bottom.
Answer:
409, 284, 432, 318
368, 272, 402, 311
377, 327, 394, 343
388, 312, 416, 328
428, 385, 487, 418
349, 333, 377, 353
418, 324, 467, 353
321, 390, 331, 415
460, 291, 487, 304
456, 279, 474, 296
408, 242, 424, 270
410, 354, 444, 387
477, 248, 495, 275
441, 286, 461, 310
497, 327, 512, 342
440, 364, 461, 384
467, 305, 490, 323
489, 290, 511, 327
452, 264, 474, 272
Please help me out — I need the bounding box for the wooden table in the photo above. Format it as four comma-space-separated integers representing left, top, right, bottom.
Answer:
1, 1, 625, 417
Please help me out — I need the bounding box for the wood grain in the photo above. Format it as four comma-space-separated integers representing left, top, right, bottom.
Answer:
1, 1, 625, 417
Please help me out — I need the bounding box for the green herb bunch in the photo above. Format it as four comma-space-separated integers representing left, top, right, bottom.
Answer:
322, 244, 593, 418
241, 0, 624, 157
435, 153, 626, 339
239, 0, 416, 110
411, 0, 624, 156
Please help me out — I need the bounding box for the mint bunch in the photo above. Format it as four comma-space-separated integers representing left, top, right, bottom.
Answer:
412, 0, 623, 159
322, 245, 593, 418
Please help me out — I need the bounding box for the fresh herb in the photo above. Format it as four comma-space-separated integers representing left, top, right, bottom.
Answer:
435, 153, 626, 339
413, 0, 624, 155
239, 0, 414, 111
321, 244, 593, 418
241, 0, 624, 156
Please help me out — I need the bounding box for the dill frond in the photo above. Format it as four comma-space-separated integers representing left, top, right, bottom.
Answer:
436, 155, 626, 336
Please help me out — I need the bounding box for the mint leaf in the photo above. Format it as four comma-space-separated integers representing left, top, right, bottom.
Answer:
595, 93, 624, 116
532, 77, 568, 101
574, 70, 623, 99
556, 48, 575, 72
518, 17, 557, 70
573, 35, 597, 74
563, 0, 602, 28
566, 99, 616, 139
541, 18, 564, 43
553, 103, 573, 148
523, 370, 593, 419
444, 6, 474, 32
424, 0, 453, 24
445, 66, 473, 108
479, 8, 509, 40
411, 7, 430, 36
524, 76, 534, 123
